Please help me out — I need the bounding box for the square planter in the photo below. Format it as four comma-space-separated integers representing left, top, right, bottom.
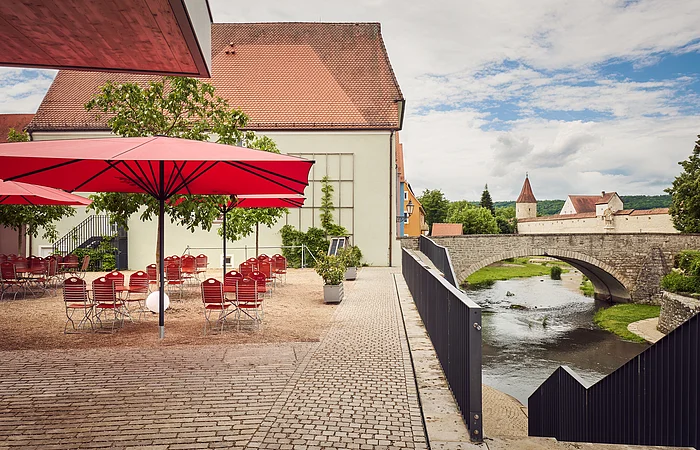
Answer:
324, 283, 344, 304
345, 266, 357, 281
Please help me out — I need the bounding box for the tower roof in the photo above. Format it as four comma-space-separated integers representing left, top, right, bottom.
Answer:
516, 176, 537, 203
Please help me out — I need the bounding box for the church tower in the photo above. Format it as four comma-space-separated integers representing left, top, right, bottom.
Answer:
516, 174, 537, 220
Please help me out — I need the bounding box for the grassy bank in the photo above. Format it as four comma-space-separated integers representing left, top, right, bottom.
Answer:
463, 258, 561, 289
580, 278, 594, 297
593, 304, 661, 343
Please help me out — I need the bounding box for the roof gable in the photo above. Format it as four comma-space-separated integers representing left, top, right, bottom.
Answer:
431, 223, 463, 236
516, 176, 536, 203
29, 22, 404, 132
566, 192, 619, 213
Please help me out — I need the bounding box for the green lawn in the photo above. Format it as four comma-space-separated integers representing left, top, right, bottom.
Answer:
593, 304, 661, 343
464, 262, 552, 289
580, 279, 594, 297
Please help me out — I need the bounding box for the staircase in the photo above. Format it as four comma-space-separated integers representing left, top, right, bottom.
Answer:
52, 215, 118, 256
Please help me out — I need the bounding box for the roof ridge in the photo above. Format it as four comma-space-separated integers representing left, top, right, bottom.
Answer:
214, 21, 382, 25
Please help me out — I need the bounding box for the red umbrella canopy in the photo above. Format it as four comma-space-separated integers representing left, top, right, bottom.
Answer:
0, 179, 91, 206
234, 194, 306, 208
0, 137, 313, 198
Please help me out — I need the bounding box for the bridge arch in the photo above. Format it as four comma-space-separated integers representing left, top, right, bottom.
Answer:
462, 248, 632, 303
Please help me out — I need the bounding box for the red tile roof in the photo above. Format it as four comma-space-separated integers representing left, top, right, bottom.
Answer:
630, 208, 669, 216
431, 223, 463, 236
516, 176, 536, 203
566, 192, 618, 213
29, 22, 404, 133
519, 207, 669, 223
0, 114, 34, 143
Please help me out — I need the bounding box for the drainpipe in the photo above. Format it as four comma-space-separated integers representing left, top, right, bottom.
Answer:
389, 131, 394, 267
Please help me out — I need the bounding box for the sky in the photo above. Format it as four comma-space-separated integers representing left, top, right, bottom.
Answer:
1, 0, 699, 201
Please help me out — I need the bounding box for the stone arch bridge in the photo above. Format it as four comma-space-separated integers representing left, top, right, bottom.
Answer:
402, 234, 700, 304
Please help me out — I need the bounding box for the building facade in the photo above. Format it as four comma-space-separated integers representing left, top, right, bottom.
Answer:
28, 22, 406, 268
403, 184, 427, 237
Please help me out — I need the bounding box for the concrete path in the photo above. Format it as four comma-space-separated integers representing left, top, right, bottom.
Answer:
627, 317, 665, 344
0, 267, 427, 449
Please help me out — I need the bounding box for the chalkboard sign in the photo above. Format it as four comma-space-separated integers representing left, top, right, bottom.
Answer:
328, 237, 348, 256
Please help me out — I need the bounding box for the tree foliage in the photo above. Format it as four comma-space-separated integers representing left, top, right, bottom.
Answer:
495, 206, 517, 234
7, 127, 29, 142
447, 203, 499, 234
419, 189, 450, 230
666, 136, 700, 232
318, 175, 348, 237
480, 184, 495, 215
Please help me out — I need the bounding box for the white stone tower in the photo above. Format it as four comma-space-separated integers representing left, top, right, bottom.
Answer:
516, 174, 537, 220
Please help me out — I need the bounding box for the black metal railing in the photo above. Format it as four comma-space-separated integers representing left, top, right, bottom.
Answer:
53, 215, 116, 256
402, 248, 483, 441
529, 312, 700, 448
418, 235, 458, 287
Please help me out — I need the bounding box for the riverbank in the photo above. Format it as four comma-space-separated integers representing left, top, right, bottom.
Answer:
593, 304, 661, 343
463, 257, 569, 289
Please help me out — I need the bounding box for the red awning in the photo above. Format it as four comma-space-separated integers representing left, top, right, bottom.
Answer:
0, 137, 313, 198
234, 194, 306, 208
0, 179, 91, 206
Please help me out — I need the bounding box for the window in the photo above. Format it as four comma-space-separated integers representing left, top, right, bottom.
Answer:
404, 191, 408, 200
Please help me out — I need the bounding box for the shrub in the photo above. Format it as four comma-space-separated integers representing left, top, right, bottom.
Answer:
280, 225, 329, 268
73, 235, 117, 271
337, 245, 362, 268
675, 250, 700, 276
550, 266, 562, 280
661, 271, 700, 294
314, 255, 345, 285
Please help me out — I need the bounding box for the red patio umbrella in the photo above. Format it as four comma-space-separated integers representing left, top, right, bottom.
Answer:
0, 136, 313, 338
0, 179, 91, 205
219, 194, 306, 281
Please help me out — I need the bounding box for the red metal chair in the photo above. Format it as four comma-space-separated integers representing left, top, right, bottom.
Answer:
257, 260, 275, 290
14, 256, 28, 274
272, 254, 287, 284
257, 254, 270, 262
60, 254, 79, 274
224, 270, 244, 299
195, 254, 208, 277
146, 264, 158, 290
122, 271, 150, 321
250, 270, 269, 299
181, 255, 197, 282
201, 278, 234, 335
170, 255, 182, 267
70, 255, 90, 279
104, 271, 125, 291
246, 257, 259, 271
239, 261, 254, 278
0, 254, 6, 265
63, 277, 93, 333
165, 263, 185, 298
0, 261, 26, 300
92, 276, 124, 333
235, 277, 263, 329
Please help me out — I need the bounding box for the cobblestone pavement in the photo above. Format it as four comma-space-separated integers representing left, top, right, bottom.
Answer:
0, 267, 427, 449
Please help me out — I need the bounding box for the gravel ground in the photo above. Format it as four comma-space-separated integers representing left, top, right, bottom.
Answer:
0, 268, 336, 351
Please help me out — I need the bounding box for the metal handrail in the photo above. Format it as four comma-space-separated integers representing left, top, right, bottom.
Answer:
52, 215, 116, 256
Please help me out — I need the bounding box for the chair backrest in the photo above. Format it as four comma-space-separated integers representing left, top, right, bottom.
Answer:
0, 261, 16, 280
27, 256, 39, 268
33, 259, 48, 275
170, 255, 181, 267
257, 253, 269, 261
7, 254, 18, 263
47, 257, 58, 277
104, 271, 125, 288
129, 271, 149, 292
250, 271, 267, 291
0, 254, 6, 264
92, 277, 116, 304
236, 277, 258, 303
181, 255, 196, 271
64, 254, 79, 267
195, 254, 208, 269
166, 263, 181, 281
258, 260, 272, 278
272, 254, 287, 272
224, 270, 243, 287
201, 278, 224, 305
51, 254, 63, 263
239, 261, 253, 277
14, 256, 28, 271
146, 264, 157, 281
63, 277, 88, 303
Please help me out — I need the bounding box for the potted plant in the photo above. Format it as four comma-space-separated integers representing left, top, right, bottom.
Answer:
338, 245, 362, 281
315, 255, 345, 303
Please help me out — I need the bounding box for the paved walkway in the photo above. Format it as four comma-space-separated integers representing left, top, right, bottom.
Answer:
627, 317, 665, 344
0, 267, 427, 449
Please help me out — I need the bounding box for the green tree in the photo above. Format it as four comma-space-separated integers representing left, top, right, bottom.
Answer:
666, 136, 700, 232
2, 127, 76, 253
495, 206, 516, 234
319, 176, 348, 237
447, 205, 499, 235
84, 76, 255, 263
219, 135, 287, 255
480, 184, 495, 216
419, 189, 450, 231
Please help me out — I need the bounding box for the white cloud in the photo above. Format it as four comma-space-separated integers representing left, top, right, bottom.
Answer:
0, 69, 56, 114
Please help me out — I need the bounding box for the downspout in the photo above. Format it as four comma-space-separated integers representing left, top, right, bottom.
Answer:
389, 130, 394, 267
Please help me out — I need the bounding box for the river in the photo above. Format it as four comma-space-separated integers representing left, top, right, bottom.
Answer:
468, 270, 648, 406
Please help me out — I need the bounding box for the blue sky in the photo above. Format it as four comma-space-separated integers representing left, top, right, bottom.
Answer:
1, 0, 699, 201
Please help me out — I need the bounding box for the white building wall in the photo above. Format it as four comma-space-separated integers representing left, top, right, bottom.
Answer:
595, 195, 624, 216
517, 213, 677, 234
516, 202, 537, 220
30, 130, 396, 268
560, 197, 576, 215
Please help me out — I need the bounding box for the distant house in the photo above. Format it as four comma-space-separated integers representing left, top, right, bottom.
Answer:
431, 223, 463, 237
403, 184, 428, 237
515, 176, 676, 234
0, 114, 33, 142
28, 22, 406, 268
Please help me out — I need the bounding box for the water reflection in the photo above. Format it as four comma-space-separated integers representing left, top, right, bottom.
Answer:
469, 275, 647, 406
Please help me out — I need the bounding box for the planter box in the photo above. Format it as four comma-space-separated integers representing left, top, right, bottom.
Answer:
324, 283, 344, 304
345, 266, 357, 281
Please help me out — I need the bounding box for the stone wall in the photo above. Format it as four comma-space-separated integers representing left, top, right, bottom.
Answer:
400, 236, 419, 251
517, 213, 676, 234
416, 234, 700, 304
658, 291, 700, 334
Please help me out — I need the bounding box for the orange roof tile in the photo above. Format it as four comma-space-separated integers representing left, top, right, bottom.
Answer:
566, 192, 618, 213
518, 207, 669, 223
630, 208, 669, 216
431, 223, 463, 236
516, 176, 536, 203
0, 114, 34, 143
29, 22, 404, 132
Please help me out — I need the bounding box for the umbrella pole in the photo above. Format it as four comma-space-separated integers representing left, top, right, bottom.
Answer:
159, 163, 165, 340
222, 209, 227, 282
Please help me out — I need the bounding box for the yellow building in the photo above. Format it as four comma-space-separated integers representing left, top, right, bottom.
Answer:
404, 183, 428, 237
